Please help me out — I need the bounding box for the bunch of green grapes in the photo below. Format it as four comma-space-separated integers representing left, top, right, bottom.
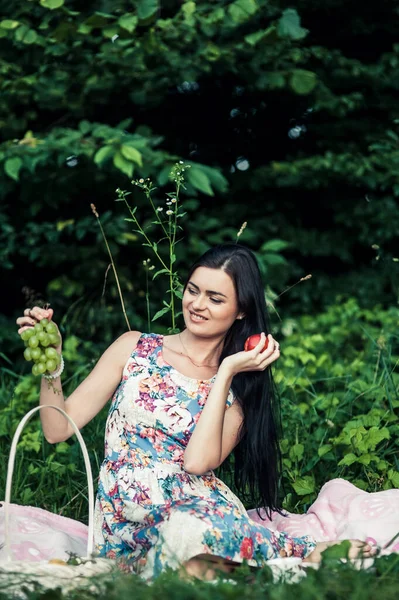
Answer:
20, 318, 61, 376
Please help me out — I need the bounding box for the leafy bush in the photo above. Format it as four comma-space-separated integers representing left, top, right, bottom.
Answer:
276, 298, 399, 510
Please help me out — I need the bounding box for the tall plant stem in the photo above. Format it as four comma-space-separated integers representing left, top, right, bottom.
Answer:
122, 196, 169, 271
91, 205, 131, 331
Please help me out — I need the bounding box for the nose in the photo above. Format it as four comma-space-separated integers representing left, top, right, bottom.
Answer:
192, 294, 206, 312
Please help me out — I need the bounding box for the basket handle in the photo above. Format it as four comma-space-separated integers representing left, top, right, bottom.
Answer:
4, 405, 95, 561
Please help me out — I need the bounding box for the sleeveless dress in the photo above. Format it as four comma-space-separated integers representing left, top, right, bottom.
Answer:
94, 333, 316, 578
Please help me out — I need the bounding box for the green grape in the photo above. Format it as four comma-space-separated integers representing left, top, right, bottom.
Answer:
28, 335, 39, 348
31, 347, 41, 361
25, 328, 34, 340
41, 335, 51, 347
45, 347, 58, 360
32, 364, 40, 376
45, 322, 57, 335
21, 330, 29, 341
24, 348, 33, 361
36, 362, 46, 374
37, 331, 47, 343
48, 333, 60, 346
34, 322, 43, 333
41, 318, 49, 326
46, 359, 57, 372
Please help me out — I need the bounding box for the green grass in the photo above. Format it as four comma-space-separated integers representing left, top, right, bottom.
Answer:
1, 556, 399, 600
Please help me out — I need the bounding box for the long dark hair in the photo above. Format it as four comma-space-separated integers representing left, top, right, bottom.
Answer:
185, 243, 282, 518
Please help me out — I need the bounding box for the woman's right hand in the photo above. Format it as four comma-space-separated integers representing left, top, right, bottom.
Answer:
16, 306, 62, 353
220, 332, 280, 378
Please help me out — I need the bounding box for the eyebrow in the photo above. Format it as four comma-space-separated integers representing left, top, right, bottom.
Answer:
187, 281, 228, 298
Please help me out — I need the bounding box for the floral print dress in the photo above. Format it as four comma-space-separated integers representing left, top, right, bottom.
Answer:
94, 333, 316, 578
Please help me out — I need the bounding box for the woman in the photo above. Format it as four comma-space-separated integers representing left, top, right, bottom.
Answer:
16, 243, 374, 579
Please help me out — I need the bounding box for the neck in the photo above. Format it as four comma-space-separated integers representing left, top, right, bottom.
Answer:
179, 329, 225, 365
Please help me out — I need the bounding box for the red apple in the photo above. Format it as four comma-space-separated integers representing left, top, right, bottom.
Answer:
244, 334, 269, 352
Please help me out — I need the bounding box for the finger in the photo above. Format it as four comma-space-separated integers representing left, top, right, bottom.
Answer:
30, 306, 52, 321
16, 316, 36, 327
17, 325, 35, 335
253, 332, 267, 354
259, 345, 280, 370
259, 334, 278, 357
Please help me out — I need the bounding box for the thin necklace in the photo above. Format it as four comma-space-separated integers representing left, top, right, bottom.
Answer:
178, 333, 219, 369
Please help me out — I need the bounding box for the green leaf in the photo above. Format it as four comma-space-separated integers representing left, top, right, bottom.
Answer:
0, 20, 20, 30
152, 268, 169, 280
261, 239, 290, 252
338, 453, 358, 466
228, 0, 258, 24
388, 470, 399, 488
197, 164, 229, 193
292, 475, 315, 495
113, 152, 133, 178
23, 30, 39, 45
318, 444, 333, 457
152, 306, 170, 321
363, 426, 390, 450
56, 219, 75, 232
137, 0, 159, 21
94, 145, 114, 165
187, 167, 214, 196
321, 540, 351, 560
289, 70, 317, 95
4, 157, 23, 181
85, 13, 114, 28
182, 1, 196, 20
277, 8, 308, 41
289, 443, 304, 461
15, 25, 29, 42
40, 0, 65, 9
121, 145, 143, 166
118, 14, 138, 33
245, 27, 278, 46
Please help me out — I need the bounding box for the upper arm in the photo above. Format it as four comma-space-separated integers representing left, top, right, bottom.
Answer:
217, 400, 243, 467
62, 330, 141, 437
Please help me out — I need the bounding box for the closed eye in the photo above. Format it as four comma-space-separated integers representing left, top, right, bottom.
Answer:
188, 288, 223, 304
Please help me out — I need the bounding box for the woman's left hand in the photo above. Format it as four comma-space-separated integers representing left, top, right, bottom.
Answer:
220, 333, 280, 377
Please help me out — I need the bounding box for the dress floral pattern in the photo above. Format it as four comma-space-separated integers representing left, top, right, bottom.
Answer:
94, 333, 316, 578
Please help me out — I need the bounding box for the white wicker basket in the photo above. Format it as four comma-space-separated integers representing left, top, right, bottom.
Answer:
0, 405, 115, 597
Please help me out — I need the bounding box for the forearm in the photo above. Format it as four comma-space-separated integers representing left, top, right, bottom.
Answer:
40, 375, 69, 443
184, 364, 233, 474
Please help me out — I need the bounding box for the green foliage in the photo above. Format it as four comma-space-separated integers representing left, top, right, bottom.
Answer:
275, 297, 399, 510
2, 0, 399, 346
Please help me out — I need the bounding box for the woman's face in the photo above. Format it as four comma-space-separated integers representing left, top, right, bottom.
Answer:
182, 267, 243, 337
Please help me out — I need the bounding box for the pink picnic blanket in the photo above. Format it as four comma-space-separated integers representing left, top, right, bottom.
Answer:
1, 478, 398, 562
248, 478, 399, 554
0, 502, 88, 561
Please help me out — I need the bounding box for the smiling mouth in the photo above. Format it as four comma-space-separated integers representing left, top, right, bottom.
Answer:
189, 311, 208, 321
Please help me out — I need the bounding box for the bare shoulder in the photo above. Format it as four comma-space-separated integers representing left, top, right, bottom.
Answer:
101, 330, 142, 370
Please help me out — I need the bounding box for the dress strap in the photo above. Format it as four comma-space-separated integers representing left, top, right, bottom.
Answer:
134, 332, 162, 360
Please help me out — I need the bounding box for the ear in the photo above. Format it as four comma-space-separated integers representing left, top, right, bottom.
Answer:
236, 314, 245, 321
